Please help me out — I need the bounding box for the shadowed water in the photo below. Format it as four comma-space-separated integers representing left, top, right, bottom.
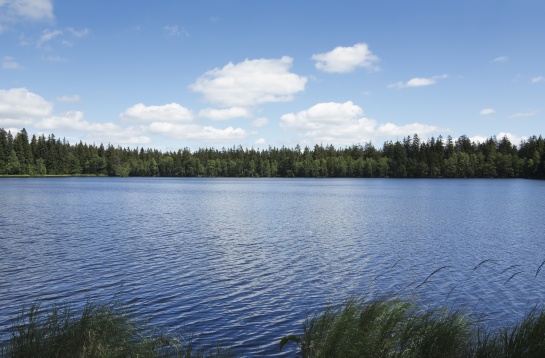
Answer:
1, 178, 545, 356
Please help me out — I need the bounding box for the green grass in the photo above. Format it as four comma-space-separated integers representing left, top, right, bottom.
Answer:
280, 298, 545, 358
0, 301, 233, 358
2, 288, 545, 357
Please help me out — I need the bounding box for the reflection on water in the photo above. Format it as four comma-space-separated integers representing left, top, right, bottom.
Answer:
1, 178, 545, 356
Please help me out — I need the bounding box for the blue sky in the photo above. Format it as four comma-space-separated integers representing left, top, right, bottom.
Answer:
1, 0, 544, 151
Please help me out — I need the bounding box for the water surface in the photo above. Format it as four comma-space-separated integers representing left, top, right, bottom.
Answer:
1, 178, 545, 356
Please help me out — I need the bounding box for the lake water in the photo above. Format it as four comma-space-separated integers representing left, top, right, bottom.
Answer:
1, 178, 545, 356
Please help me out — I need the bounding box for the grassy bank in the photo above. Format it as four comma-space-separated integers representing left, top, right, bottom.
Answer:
2, 298, 545, 357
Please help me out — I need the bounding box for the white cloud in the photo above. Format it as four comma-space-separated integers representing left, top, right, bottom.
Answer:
510, 110, 538, 119
148, 122, 249, 142
389, 74, 448, 89
492, 56, 508, 63
312, 43, 380, 73
281, 101, 364, 130
110, 136, 151, 145
85, 131, 151, 146
199, 107, 252, 120
190, 56, 307, 107
280, 101, 445, 145
0, 117, 34, 127
163, 25, 188, 37
67, 27, 90, 38
37, 28, 62, 47
480, 108, 495, 116
497, 132, 527, 145
35, 110, 117, 132
252, 117, 269, 127
470, 132, 527, 146
255, 138, 266, 146
35, 110, 85, 130
120, 103, 194, 122
34, 110, 151, 145
375, 122, 445, 137
0, 88, 52, 124
532, 76, 544, 83
468, 135, 487, 144
2, 56, 21, 69
0, 0, 54, 22
20, 27, 89, 49
56, 94, 80, 103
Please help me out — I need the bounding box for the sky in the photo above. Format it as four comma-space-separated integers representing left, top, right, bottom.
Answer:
1, 0, 544, 151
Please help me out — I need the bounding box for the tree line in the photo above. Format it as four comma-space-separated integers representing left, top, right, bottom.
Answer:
1, 127, 545, 178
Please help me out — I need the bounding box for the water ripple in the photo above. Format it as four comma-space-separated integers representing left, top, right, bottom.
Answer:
1, 178, 545, 356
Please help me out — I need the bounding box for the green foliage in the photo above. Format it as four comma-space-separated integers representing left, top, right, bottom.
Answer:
280, 298, 472, 358
280, 298, 545, 358
0, 301, 234, 358
2, 128, 545, 179
471, 307, 545, 358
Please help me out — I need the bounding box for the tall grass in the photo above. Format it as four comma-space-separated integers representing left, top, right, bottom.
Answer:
0, 301, 233, 358
3, 260, 545, 357
280, 298, 545, 358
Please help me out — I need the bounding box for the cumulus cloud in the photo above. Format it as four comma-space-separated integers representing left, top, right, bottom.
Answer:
389, 74, 448, 89
117, 102, 251, 143
470, 132, 527, 145
34, 110, 151, 145
199, 107, 252, 120
120, 103, 194, 122
56, 94, 80, 103
510, 110, 538, 119
35, 110, 107, 131
252, 117, 269, 127
497, 132, 527, 145
0, 88, 52, 126
0, 0, 54, 22
480, 108, 495, 116
148, 122, 249, 142
281, 101, 364, 130
312, 43, 380, 73
2, 56, 21, 69
532, 76, 544, 83
468, 135, 487, 144
375, 122, 445, 137
280, 101, 445, 145
255, 138, 266, 146
190, 56, 307, 107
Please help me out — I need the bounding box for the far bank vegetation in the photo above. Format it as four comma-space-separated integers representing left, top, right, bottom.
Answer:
2, 128, 545, 178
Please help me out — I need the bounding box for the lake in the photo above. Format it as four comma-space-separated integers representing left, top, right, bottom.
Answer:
1, 178, 545, 356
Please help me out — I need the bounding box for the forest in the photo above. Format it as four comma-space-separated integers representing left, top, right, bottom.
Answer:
1, 127, 545, 179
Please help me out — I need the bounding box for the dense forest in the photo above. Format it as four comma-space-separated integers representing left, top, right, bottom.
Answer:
2, 127, 545, 178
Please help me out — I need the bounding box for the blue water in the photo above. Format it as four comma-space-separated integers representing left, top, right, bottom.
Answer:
1, 178, 545, 356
